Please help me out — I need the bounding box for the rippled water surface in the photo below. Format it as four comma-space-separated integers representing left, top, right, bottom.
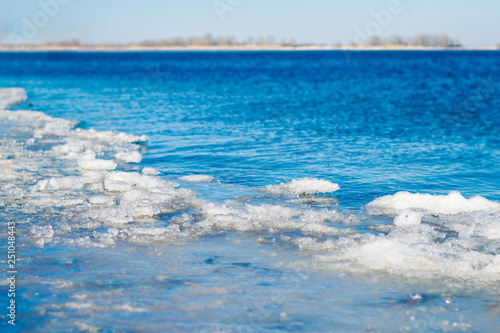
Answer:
1, 51, 500, 332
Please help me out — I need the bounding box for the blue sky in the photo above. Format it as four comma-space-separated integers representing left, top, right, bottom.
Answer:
0, 0, 499, 46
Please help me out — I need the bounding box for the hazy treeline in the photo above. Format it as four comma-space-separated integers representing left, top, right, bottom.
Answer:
44, 39, 81, 46
366, 34, 461, 47
134, 34, 298, 47
36, 34, 298, 47
6, 34, 468, 48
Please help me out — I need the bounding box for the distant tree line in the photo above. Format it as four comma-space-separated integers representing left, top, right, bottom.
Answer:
133, 34, 298, 47
365, 34, 461, 47
2, 34, 467, 48
1, 34, 299, 47
44, 39, 81, 47
41, 34, 461, 48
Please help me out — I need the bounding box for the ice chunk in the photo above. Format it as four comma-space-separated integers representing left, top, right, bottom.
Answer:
368, 191, 500, 215
56, 199, 85, 206
34, 177, 86, 191
198, 201, 343, 232
121, 189, 149, 202
127, 227, 168, 236
78, 158, 117, 171
393, 210, 423, 227
104, 180, 132, 192
0, 88, 27, 109
81, 171, 107, 184
72, 128, 147, 144
129, 205, 160, 218
31, 225, 54, 238
85, 207, 133, 224
301, 223, 346, 235
115, 151, 142, 163
33, 117, 75, 137
179, 175, 214, 182
88, 183, 103, 191
476, 223, 500, 240
105, 171, 177, 190
141, 167, 159, 176
33, 179, 50, 191
262, 177, 340, 196
89, 196, 114, 206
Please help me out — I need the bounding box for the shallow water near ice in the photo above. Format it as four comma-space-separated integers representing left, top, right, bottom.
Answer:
1, 51, 500, 332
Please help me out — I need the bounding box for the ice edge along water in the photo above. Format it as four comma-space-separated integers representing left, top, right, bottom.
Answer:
2, 88, 500, 284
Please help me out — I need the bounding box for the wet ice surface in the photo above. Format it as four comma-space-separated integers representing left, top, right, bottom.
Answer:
1, 88, 500, 331
15, 236, 500, 332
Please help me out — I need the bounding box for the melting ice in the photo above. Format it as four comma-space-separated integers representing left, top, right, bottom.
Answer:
1, 87, 500, 285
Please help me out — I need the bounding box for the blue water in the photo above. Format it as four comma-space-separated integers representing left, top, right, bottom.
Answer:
3, 51, 500, 206
1, 51, 500, 331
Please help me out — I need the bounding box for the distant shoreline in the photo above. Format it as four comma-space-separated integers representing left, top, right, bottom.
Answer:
0, 45, 498, 52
